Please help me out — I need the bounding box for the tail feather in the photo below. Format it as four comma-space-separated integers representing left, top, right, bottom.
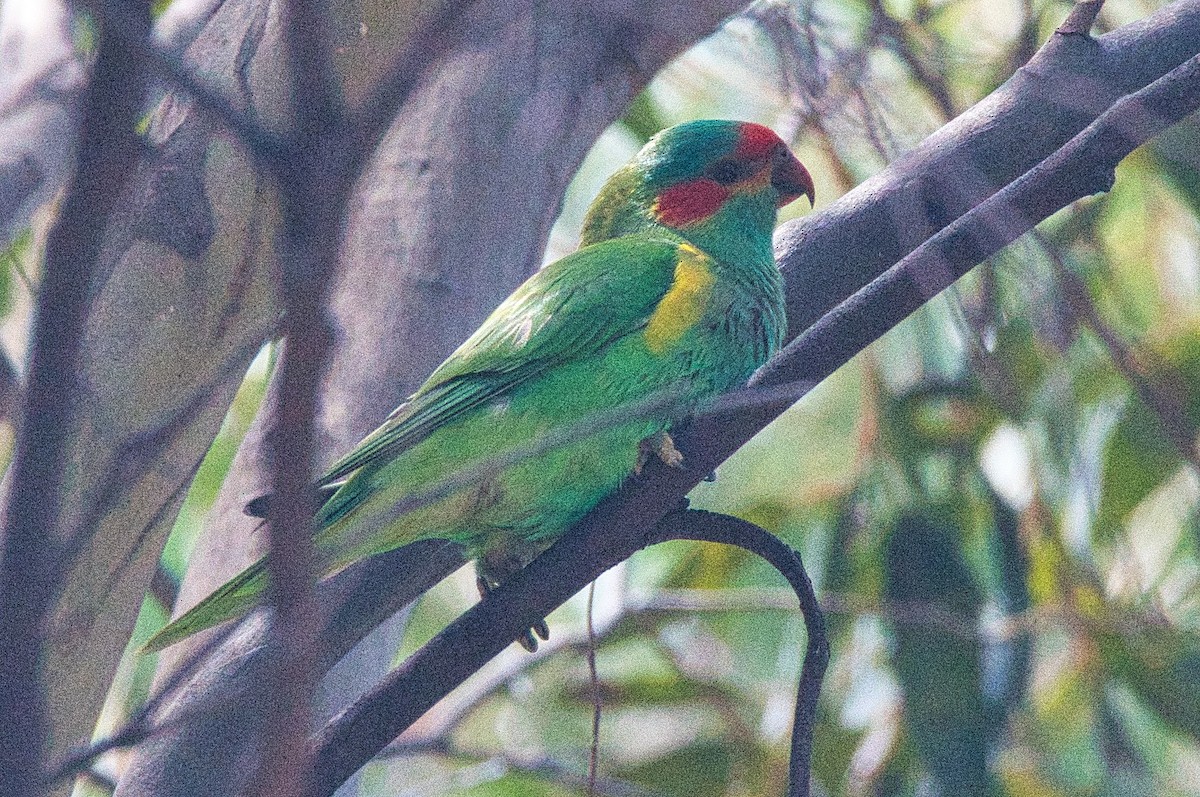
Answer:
142, 559, 269, 652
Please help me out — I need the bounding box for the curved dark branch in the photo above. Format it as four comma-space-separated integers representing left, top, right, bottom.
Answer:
309, 508, 828, 797
653, 510, 828, 797
121, 4, 1200, 796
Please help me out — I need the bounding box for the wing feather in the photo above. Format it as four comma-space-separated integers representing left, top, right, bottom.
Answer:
316, 234, 693, 486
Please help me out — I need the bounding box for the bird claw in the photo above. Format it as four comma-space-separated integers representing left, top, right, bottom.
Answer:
635, 431, 685, 475
533, 618, 550, 640
517, 619, 551, 652
477, 575, 552, 653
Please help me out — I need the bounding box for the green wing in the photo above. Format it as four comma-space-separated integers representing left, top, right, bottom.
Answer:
316, 234, 689, 486
145, 235, 696, 652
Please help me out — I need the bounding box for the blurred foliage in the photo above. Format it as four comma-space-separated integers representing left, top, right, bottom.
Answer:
46, 0, 1200, 792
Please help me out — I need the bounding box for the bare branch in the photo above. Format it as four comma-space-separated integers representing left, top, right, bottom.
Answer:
345, 0, 479, 163
1058, 0, 1106, 36
0, 2, 150, 793
309, 509, 829, 797
127, 1, 753, 792
653, 511, 828, 797
121, 4, 1200, 795
247, 0, 348, 790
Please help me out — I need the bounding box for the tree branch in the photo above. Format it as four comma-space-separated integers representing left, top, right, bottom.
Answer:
1058, 0, 1106, 36
773, 0, 1200, 334
653, 511, 828, 797
0, 2, 149, 793
245, 0, 345, 789
309, 509, 828, 797
0, 0, 84, 247
122, 1, 753, 794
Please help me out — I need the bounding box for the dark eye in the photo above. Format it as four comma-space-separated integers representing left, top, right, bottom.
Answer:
706, 158, 754, 185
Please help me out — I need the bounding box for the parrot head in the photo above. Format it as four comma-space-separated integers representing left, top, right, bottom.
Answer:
581, 120, 814, 259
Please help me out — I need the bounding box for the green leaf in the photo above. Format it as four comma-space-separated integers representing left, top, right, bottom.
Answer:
618, 742, 732, 797
1148, 113, 1200, 220
451, 770, 573, 797
1096, 395, 1180, 540
1147, 325, 1200, 430
1096, 620, 1200, 742
980, 490, 1032, 718
621, 91, 667, 145
885, 513, 999, 796
0, 227, 30, 317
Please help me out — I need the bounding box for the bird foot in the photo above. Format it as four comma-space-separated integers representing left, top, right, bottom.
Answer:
476, 570, 551, 653
635, 431, 684, 475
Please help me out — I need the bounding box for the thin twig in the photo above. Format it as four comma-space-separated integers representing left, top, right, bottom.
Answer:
1036, 230, 1200, 473
304, 44, 1200, 797
309, 507, 830, 797
586, 581, 601, 797
741, 50, 1200, 434
247, 0, 345, 791
867, 0, 956, 120
357, 378, 819, 536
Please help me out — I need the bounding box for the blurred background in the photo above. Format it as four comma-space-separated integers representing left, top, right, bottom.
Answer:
6, 0, 1198, 794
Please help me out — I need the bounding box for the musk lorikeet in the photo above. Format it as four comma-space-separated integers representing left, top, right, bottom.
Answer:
144, 119, 814, 652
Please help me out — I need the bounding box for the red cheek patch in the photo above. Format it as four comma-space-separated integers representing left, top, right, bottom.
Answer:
735, 123, 783, 160
653, 179, 729, 227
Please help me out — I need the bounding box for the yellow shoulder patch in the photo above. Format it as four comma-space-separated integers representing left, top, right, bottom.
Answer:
645, 243, 716, 354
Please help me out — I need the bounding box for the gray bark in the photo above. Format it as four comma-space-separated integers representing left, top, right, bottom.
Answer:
37, 0, 285, 786
0, 0, 83, 247
307, 4, 1200, 789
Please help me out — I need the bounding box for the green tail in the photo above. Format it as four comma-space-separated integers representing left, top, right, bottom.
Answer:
142, 559, 269, 652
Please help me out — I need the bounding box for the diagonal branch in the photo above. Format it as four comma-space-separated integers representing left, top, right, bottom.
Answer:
309, 508, 828, 797
121, 4, 1200, 795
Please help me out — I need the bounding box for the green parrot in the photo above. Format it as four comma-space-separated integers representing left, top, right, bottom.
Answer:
145, 119, 814, 652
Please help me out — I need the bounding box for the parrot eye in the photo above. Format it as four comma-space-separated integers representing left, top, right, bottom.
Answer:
706, 158, 756, 185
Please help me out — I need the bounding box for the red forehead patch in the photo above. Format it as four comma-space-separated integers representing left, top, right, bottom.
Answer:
735, 123, 782, 160
654, 179, 729, 228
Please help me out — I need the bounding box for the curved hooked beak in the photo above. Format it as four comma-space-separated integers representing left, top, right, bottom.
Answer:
772, 153, 816, 208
